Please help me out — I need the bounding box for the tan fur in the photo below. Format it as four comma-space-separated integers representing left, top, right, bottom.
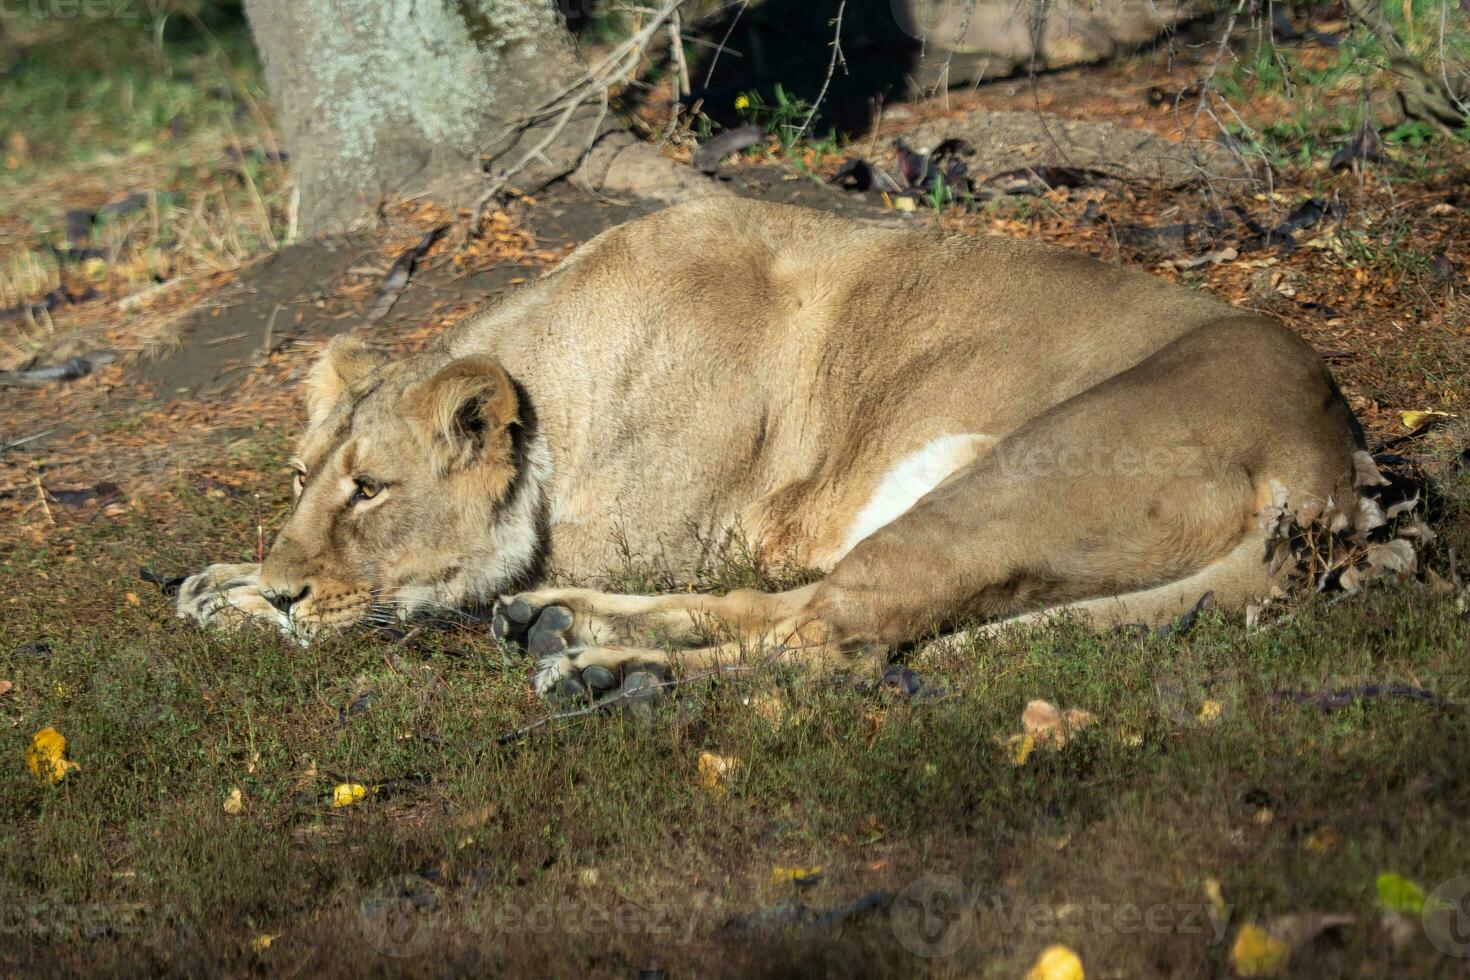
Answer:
179, 200, 1362, 688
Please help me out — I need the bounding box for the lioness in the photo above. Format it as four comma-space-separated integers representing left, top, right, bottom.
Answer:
179, 198, 1362, 699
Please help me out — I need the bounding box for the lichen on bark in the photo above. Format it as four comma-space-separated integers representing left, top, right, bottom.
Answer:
244, 0, 583, 232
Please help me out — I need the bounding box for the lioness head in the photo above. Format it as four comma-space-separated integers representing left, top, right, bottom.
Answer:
257, 334, 542, 634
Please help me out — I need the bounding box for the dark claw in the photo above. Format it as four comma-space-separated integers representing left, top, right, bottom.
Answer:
581, 665, 618, 692
527, 605, 574, 659
492, 597, 536, 645
881, 664, 948, 702
554, 676, 589, 704
620, 669, 664, 699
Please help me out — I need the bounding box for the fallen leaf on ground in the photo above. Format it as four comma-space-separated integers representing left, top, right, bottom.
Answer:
0, 680, 11, 697
743, 691, 785, 727
1003, 733, 1036, 765
250, 933, 276, 953
223, 787, 244, 815
331, 782, 369, 807
1196, 699, 1223, 723
1025, 943, 1084, 980
697, 751, 739, 792
1303, 827, 1339, 854
1018, 699, 1095, 749
1230, 923, 1291, 977
26, 727, 78, 783
770, 865, 823, 886
1376, 872, 1426, 916
1400, 409, 1455, 432
1231, 913, 1355, 977
1204, 877, 1226, 913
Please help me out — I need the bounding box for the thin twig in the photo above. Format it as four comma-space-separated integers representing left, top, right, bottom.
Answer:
796, 0, 847, 140
470, 0, 687, 234
669, 10, 690, 98
702, 0, 749, 88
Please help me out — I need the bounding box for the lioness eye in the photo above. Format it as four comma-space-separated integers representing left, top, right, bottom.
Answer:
351, 478, 383, 504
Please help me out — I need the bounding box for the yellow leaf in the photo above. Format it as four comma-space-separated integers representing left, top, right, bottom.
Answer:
125, 592, 141, 606
697, 752, 738, 792
1007, 733, 1036, 765
1303, 827, 1339, 854
250, 933, 276, 953
1025, 943, 1085, 980
1197, 700, 1223, 723
1204, 877, 1226, 913
26, 727, 78, 784
1022, 699, 1095, 747
770, 865, 823, 885
1400, 409, 1456, 432
1230, 923, 1291, 977
331, 782, 369, 807
745, 692, 786, 727
223, 787, 244, 815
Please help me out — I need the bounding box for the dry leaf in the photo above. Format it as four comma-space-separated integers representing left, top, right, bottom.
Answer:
0, 680, 12, 697
1005, 733, 1036, 765
223, 787, 244, 815
1303, 827, 1339, 854
250, 933, 276, 953
1232, 913, 1355, 976
1204, 878, 1226, 913
1230, 923, 1291, 977
1022, 699, 1095, 747
331, 782, 369, 807
26, 727, 78, 783
1400, 409, 1455, 432
770, 865, 823, 885
697, 751, 739, 791
1196, 700, 1223, 723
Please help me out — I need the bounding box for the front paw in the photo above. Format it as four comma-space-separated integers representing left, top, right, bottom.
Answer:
531, 647, 671, 706
176, 563, 290, 634
492, 597, 578, 659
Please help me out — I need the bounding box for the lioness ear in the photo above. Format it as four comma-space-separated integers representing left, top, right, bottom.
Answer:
408, 356, 519, 471
305, 334, 388, 425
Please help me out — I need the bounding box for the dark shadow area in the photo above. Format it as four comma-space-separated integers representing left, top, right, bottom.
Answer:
689, 0, 921, 136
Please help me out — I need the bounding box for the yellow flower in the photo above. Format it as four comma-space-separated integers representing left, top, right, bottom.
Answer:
734, 94, 751, 110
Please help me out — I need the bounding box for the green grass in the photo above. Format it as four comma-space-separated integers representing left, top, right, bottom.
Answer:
0, 8, 265, 184
2, 467, 1469, 976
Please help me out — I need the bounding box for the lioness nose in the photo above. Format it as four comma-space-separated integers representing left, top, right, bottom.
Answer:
264, 585, 310, 615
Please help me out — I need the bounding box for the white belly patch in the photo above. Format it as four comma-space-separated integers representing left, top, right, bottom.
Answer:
836, 433, 994, 559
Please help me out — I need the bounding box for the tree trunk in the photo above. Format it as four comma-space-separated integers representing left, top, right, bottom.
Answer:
242, 0, 590, 234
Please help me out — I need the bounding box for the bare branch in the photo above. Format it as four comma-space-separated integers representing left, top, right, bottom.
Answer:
796, 0, 848, 140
